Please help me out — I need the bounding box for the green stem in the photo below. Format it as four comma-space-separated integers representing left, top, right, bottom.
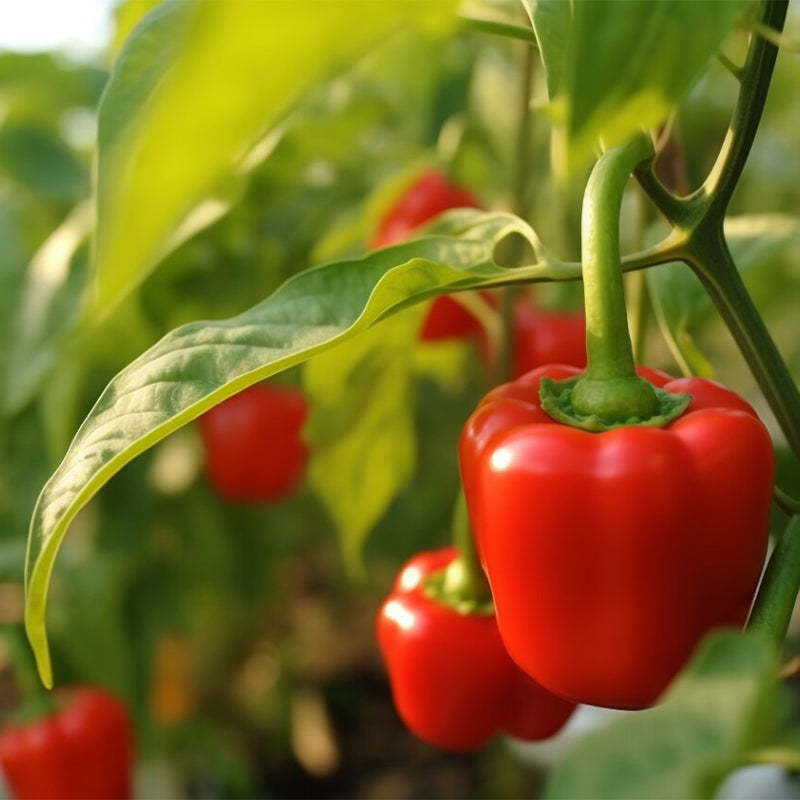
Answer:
440, 492, 492, 606
747, 515, 800, 645
628, 190, 651, 363
774, 486, 800, 516
539, 137, 691, 430
499, 38, 535, 382
580, 137, 654, 383
703, 0, 789, 215
687, 231, 800, 461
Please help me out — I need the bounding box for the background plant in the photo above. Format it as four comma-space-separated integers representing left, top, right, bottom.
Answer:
2, 0, 800, 797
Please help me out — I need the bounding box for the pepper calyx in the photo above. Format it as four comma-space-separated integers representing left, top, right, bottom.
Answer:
539, 375, 691, 432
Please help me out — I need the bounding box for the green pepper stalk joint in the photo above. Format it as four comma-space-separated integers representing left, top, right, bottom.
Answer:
540, 135, 690, 432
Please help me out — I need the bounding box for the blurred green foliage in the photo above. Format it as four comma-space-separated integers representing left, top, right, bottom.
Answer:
1, 1, 800, 798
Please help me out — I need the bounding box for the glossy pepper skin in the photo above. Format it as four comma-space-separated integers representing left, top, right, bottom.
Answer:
512, 303, 586, 377
377, 548, 575, 751
371, 170, 484, 341
199, 383, 308, 502
460, 364, 774, 710
0, 687, 133, 800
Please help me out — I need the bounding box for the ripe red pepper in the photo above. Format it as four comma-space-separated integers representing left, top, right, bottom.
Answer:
199, 383, 308, 502
377, 547, 575, 751
0, 687, 133, 800
460, 364, 774, 710
371, 170, 484, 342
512, 303, 586, 377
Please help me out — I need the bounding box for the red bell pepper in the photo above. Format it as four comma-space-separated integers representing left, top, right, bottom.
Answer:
199, 383, 308, 502
0, 687, 133, 800
460, 364, 774, 709
377, 547, 575, 751
512, 302, 586, 377
371, 170, 485, 341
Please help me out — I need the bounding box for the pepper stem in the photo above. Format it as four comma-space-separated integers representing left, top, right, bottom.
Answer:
540, 135, 690, 430
425, 491, 493, 613
443, 492, 491, 603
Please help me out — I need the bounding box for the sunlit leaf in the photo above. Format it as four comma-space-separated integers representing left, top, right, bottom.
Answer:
94, 0, 457, 313
519, 0, 572, 99
556, 0, 747, 170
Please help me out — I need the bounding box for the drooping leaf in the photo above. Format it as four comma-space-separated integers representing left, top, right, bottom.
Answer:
304, 306, 424, 572
26, 211, 555, 687
94, 0, 457, 313
648, 214, 800, 376
556, 0, 747, 170
546, 631, 779, 800
519, 0, 572, 99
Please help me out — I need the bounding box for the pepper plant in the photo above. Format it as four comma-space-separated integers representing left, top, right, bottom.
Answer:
4, 0, 800, 796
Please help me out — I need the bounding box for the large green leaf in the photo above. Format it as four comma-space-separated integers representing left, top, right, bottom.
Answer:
26, 211, 566, 686
93, 0, 456, 313
648, 214, 800, 376
555, 0, 747, 170
519, 0, 572, 99
546, 631, 779, 800
304, 306, 424, 572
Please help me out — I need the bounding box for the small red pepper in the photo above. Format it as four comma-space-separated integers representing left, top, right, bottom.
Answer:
512, 302, 586, 377
0, 687, 134, 800
371, 170, 484, 342
460, 364, 774, 710
199, 383, 308, 502
376, 548, 576, 751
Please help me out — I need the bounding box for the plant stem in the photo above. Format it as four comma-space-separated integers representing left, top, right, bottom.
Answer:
774, 486, 800, 516
703, 0, 790, 216
443, 491, 491, 604
500, 38, 535, 382
688, 231, 800, 460
748, 515, 800, 645
628, 190, 650, 363
580, 136, 653, 382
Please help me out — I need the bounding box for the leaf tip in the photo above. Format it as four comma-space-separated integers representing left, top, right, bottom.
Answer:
25, 611, 54, 690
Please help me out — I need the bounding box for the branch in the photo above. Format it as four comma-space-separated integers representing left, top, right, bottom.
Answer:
702, 0, 790, 216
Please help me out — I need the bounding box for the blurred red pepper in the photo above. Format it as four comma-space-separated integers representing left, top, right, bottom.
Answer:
377, 548, 575, 751
512, 302, 586, 376
371, 170, 485, 342
460, 364, 774, 710
199, 383, 308, 502
0, 687, 133, 800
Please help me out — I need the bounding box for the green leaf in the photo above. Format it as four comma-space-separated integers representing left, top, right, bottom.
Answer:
0, 124, 88, 201
0, 200, 28, 403
25, 211, 546, 687
520, 0, 572, 99
546, 631, 779, 800
648, 214, 800, 377
4, 203, 93, 415
557, 0, 747, 170
304, 306, 424, 572
94, 0, 457, 313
